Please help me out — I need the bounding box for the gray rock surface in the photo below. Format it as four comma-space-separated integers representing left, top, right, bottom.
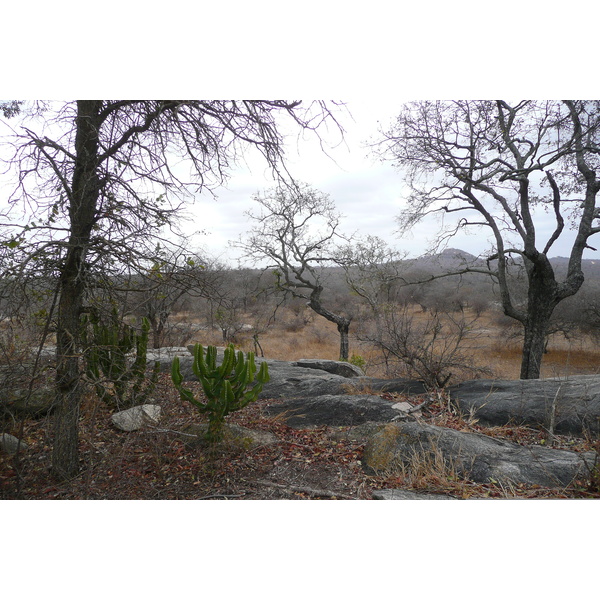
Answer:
326, 422, 389, 442
347, 377, 428, 396
110, 404, 162, 432
0, 433, 29, 454
295, 359, 364, 378
259, 361, 356, 399
0, 384, 56, 418
181, 423, 279, 451
146, 347, 192, 371
362, 421, 597, 488
450, 375, 600, 435
263, 394, 406, 428
176, 348, 427, 399
372, 489, 457, 500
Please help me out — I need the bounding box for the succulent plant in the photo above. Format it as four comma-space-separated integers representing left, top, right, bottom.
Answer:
171, 343, 270, 445
82, 310, 159, 409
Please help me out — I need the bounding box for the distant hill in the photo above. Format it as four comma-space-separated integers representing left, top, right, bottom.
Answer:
409, 248, 600, 281
548, 256, 600, 279
406, 248, 486, 274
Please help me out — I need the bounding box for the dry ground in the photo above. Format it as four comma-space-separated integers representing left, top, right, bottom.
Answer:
2, 372, 599, 500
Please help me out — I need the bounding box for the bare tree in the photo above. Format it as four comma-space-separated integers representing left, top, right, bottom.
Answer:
375, 100, 600, 379
237, 182, 353, 360
1, 101, 344, 479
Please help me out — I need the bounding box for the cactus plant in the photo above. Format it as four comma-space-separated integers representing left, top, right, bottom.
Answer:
171, 343, 270, 445
82, 309, 160, 409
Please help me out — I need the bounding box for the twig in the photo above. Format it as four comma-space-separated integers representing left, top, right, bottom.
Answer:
546, 386, 561, 446
284, 441, 316, 450
144, 427, 198, 437
196, 493, 247, 500
254, 479, 355, 500
408, 395, 436, 414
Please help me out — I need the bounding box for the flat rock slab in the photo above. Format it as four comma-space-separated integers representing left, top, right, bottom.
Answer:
450, 375, 600, 435
326, 422, 389, 442
362, 421, 597, 488
0, 385, 57, 418
175, 349, 426, 400
146, 347, 193, 371
263, 394, 403, 428
295, 359, 364, 378
260, 362, 356, 399
372, 489, 456, 500
177, 356, 364, 398
348, 377, 428, 396
181, 423, 279, 451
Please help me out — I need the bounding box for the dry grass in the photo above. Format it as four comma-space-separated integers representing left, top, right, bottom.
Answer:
182, 305, 600, 382
188, 311, 343, 362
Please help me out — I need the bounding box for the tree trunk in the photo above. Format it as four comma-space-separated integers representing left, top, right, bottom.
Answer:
151, 320, 163, 349
519, 266, 558, 380
53, 272, 85, 479
307, 288, 352, 361
52, 101, 103, 480
338, 320, 350, 361
520, 313, 551, 380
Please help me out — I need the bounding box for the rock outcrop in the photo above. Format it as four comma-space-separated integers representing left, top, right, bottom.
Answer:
1, 386, 56, 418
372, 489, 456, 500
264, 394, 413, 428
173, 347, 427, 402
103, 345, 599, 492
180, 423, 279, 451
362, 421, 597, 488
294, 359, 364, 378
450, 375, 600, 435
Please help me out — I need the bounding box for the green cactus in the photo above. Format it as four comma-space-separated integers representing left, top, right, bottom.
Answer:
82, 309, 160, 409
171, 343, 270, 445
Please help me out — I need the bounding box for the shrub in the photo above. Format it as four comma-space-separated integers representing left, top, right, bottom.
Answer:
347, 353, 367, 373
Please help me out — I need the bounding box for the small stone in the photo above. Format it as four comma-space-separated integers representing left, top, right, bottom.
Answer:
0, 433, 28, 454
110, 404, 162, 431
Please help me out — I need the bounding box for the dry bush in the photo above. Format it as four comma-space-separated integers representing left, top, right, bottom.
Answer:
262, 323, 339, 361
280, 308, 314, 333
356, 305, 494, 388
400, 443, 460, 488
155, 319, 204, 348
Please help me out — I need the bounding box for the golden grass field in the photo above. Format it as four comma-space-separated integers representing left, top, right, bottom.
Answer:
182, 305, 600, 383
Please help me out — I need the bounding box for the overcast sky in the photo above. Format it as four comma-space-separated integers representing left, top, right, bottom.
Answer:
1, 99, 592, 267
4, 1, 600, 267
187, 99, 417, 265
185, 99, 591, 266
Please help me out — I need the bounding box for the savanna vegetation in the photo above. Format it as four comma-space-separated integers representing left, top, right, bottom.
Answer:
3, 249, 600, 500
2, 100, 600, 500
